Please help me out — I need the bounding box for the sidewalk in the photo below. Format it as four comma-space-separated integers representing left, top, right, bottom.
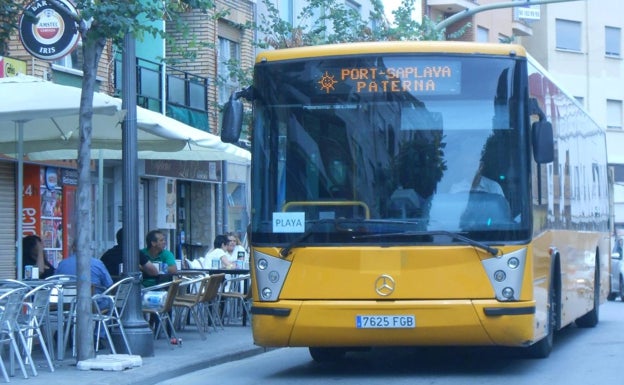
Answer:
8, 325, 265, 385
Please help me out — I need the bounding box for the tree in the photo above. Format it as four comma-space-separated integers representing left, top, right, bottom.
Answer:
0, 1, 22, 56
254, 0, 469, 50
0, 0, 217, 361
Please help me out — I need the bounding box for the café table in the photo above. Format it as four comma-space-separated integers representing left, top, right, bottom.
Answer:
23, 277, 76, 360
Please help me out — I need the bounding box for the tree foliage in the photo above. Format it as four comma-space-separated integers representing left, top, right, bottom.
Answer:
254, 0, 469, 50
0, 0, 22, 56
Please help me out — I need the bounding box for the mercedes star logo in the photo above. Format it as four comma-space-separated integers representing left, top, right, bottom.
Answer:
374, 274, 395, 296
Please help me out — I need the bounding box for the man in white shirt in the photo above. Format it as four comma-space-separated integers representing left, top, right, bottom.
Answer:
203, 235, 235, 269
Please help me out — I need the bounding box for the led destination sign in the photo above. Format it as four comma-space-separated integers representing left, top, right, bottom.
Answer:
317, 61, 461, 96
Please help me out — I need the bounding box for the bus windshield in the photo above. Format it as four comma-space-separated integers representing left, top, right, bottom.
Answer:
251, 53, 531, 246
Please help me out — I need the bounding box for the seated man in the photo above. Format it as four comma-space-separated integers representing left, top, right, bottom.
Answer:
101, 228, 159, 278
56, 244, 113, 295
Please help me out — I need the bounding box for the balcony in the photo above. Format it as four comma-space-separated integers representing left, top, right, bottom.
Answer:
512, 19, 533, 37
114, 58, 211, 132
427, 0, 478, 14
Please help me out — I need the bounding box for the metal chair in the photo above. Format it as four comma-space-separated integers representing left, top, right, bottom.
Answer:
65, 276, 134, 356
0, 280, 30, 289
219, 274, 252, 326
45, 274, 76, 282
199, 274, 226, 332
0, 287, 30, 382
18, 282, 55, 373
172, 275, 212, 339
142, 280, 182, 340
90, 276, 134, 354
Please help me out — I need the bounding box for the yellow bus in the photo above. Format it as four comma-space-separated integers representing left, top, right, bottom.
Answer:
221, 41, 610, 361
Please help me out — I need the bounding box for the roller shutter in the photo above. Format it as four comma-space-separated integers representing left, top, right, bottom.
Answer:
0, 162, 15, 278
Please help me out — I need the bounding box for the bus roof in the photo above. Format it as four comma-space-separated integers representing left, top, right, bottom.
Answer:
255, 41, 527, 63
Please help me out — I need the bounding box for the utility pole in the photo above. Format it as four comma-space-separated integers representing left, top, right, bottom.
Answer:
434, 0, 585, 32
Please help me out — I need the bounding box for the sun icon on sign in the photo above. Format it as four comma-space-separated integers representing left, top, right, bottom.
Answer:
318, 71, 338, 94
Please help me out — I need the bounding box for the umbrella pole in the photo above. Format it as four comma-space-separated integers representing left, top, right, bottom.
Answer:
97, 151, 104, 254
16, 121, 24, 279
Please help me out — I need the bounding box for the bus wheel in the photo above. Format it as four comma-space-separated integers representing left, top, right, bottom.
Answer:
576, 260, 600, 328
526, 277, 555, 359
309, 347, 346, 362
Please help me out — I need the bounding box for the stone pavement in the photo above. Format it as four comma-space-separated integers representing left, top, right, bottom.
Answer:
7, 325, 266, 385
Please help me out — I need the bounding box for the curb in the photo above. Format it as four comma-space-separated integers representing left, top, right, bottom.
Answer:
134, 346, 269, 385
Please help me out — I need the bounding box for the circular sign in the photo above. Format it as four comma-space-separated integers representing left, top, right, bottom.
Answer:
18, 0, 80, 61
45, 167, 58, 190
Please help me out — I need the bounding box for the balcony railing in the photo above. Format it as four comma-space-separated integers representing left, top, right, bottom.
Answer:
114, 57, 211, 131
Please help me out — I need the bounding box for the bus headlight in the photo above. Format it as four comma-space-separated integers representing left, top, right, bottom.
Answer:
253, 250, 291, 301
507, 257, 520, 269
482, 248, 527, 302
268, 270, 280, 283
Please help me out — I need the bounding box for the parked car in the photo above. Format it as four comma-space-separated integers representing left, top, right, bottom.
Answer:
609, 242, 624, 301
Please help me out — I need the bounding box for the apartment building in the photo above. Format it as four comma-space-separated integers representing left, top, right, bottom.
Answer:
518, 1, 624, 233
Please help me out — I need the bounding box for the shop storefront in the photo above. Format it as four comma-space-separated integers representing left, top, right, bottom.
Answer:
143, 159, 247, 261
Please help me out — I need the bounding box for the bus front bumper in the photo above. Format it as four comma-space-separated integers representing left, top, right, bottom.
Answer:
250, 299, 537, 348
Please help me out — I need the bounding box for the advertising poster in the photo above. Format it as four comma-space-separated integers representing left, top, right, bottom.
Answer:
40, 167, 63, 267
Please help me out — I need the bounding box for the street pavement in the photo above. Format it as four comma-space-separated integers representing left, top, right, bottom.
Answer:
8, 324, 265, 385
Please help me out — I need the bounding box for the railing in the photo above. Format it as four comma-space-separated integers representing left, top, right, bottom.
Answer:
114, 57, 211, 130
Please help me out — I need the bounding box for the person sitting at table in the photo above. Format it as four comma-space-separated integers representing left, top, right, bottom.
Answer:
22, 234, 55, 279
55, 242, 114, 346
141, 229, 177, 287
203, 234, 236, 269
100, 227, 159, 278
225, 232, 247, 265
55, 242, 113, 296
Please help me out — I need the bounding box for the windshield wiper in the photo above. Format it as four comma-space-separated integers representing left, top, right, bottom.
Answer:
279, 219, 348, 258
353, 230, 500, 256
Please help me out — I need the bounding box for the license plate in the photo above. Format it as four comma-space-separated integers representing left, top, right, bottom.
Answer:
356, 315, 415, 328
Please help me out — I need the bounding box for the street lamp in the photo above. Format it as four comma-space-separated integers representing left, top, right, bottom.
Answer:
117, 32, 154, 357
434, 0, 585, 32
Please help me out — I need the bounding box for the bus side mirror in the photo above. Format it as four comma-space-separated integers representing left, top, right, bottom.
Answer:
221, 94, 243, 144
532, 120, 554, 164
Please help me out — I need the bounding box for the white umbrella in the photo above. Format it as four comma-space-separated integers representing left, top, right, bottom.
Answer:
0, 74, 188, 153
21, 108, 252, 164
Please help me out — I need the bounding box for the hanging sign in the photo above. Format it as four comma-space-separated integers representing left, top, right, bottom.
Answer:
18, 0, 80, 61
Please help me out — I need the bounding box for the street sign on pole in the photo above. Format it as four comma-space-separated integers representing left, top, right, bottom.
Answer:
517, 5, 541, 20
